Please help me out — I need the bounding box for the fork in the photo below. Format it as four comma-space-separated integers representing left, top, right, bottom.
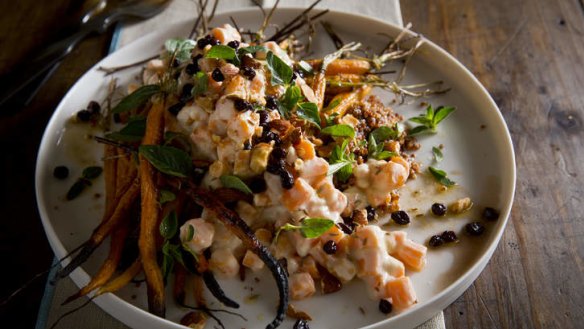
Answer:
0, 0, 171, 112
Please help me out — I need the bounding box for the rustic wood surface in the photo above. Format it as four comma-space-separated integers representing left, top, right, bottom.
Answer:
0, 0, 582, 328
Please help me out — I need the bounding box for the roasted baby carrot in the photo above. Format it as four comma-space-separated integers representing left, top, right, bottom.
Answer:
139, 98, 166, 317
306, 59, 371, 75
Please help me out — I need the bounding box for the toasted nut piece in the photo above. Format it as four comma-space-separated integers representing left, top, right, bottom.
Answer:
352, 209, 368, 226
250, 143, 273, 174
449, 197, 473, 214
209, 160, 228, 178
180, 311, 207, 329
233, 150, 253, 177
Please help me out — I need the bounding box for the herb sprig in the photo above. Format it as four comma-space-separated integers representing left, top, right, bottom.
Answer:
66, 166, 103, 200
409, 105, 455, 136
428, 166, 456, 187
274, 218, 335, 242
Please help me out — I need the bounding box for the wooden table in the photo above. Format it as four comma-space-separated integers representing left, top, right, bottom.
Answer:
0, 1, 582, 328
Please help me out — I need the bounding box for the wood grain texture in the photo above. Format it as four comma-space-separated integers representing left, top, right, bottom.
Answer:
402, 0, 584, 328
0, 1, 112, 328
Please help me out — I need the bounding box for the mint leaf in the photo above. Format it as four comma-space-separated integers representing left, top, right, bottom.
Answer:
159, 190, 176, 204
296, 102, 321, 128
408, 125, 431, 136
139, 145, 193, 177
105, 117, 146, 142
185, 224, 195, 241
432, 146, 443, 162
192, 71, 208, 97
409, 105, 455, 135
66, 180, 88, 201
160, 211, 178, 239
165, 38, 196, 62
325, 98, 342, 112
220, 175, 253, 194
282, 85, 302, 112
375, 150, 397, 160
161, 241, 175, 280
433, 106, 456, 126
275, 218, 335, 240
428, 166, 456, 187
328, 139, 354, 181
327, 161, 353, 176
205, 45, 237, 61
300, 218, 335, 238
112, 85, 161, 114
370, 126, 399, 142
322, 124, 355, 139
266, 51, 293, 86
82, 166, 103, 180
238, 45, 268, 56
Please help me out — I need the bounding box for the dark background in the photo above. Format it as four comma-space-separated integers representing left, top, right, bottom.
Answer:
0, 0, 582, 328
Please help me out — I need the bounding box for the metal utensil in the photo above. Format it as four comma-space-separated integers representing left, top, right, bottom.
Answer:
0, 0, 109, 112
0, 0, 171, 112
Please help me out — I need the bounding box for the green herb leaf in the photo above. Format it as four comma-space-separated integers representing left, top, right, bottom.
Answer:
375, 150, 397, 160
159, 190, 176, 204
185, 224, 195, 241
82, 166, 103, 180
238, 45, 268, 56
266, 51, 293, 86
328, 139, 354, 181
192, 71, 208, 97
433, 106, 456, 125
322, 124, 355, 139
325, 98, 342, 111
327, 161, 353, 176
428, 166, 456, 187
105, 117, 146, 142
282, 85, 302, 112
432, 146, 443, 162
296, 102, 321, 128
370, 126, 399, 142
220, 175, 253, 194
409, 105, 455, 135
66, 180, 89, 200
325, 112, 339, 126
275, 218, 335, 241
408, 125, 431, 136
300, 218, 335, 238
139, 145, 193, 177
165, 38, 196, 62
160, 211, 178, 239
205, 45, 237, 61
112, 85, 161, 114
161, 241, 174, 280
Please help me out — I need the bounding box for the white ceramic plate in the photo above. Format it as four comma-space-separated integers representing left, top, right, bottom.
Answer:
36, 8, 515, 329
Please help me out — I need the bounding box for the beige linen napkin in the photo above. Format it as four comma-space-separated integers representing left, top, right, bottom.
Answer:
38, 1, 446, 328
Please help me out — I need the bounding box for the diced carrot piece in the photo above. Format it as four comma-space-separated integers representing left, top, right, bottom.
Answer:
282, 179, 314, 211
385, 277, 417, 309
242, 250, 264, 271
299, 256, 321, 280
391, 232, 427, 271
290, 272, 316, 300
320, 224, 344, 244
295, 139, 316, 160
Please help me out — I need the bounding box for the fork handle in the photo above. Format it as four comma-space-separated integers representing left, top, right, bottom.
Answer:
0, 22, 100, 111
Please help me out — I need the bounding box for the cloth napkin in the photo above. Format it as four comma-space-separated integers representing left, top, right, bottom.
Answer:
36, 1, 445, 328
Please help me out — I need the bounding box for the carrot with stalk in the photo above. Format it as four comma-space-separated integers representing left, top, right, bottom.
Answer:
139, 97, 167, 317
